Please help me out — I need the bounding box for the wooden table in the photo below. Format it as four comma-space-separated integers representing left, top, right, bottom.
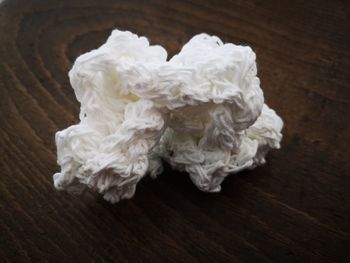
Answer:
1, 0, 349, 262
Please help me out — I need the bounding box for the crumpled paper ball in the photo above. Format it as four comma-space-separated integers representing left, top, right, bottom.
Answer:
54, 29, 283, 203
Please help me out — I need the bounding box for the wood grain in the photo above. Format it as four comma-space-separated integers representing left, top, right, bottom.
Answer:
1, 0, 349, 262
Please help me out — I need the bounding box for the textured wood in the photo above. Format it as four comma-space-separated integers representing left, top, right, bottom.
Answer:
1, 0, 349, 262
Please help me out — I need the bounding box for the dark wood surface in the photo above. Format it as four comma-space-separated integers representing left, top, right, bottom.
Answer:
1, 0, 349, 262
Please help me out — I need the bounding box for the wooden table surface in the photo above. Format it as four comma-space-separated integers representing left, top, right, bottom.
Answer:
1, 0, 349, 262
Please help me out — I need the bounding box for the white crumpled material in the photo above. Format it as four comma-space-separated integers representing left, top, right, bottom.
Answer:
54, 29, 283, 203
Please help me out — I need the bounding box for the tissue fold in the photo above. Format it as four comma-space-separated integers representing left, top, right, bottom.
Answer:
54, 29, 283, 203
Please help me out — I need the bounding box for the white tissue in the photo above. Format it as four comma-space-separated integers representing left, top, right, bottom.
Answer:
54, 29, 283, 203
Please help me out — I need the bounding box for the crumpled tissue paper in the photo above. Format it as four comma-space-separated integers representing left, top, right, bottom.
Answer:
53, 29, 283, 203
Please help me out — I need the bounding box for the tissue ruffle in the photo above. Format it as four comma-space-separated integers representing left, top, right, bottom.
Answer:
54, 30, 168, 203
